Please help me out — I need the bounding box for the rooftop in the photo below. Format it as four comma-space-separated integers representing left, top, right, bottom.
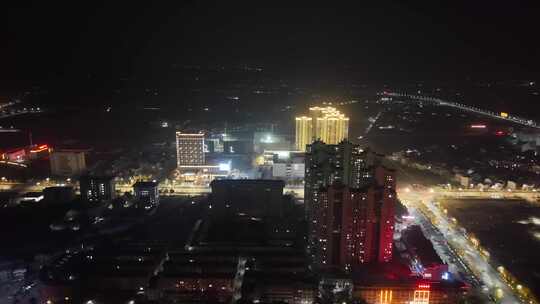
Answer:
133, 181, 159, 188
20, 192, 44, 198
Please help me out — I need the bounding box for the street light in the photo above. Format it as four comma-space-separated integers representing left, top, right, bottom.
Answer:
495, 288, 504, 299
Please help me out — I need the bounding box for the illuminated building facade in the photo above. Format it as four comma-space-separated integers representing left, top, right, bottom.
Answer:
305, 141, 395, 270
272, 162, 305, 180
375, 166, 396, 263
80, 175, 115, 202
305, 140, 373, 222
133, 181, 160, 206
353, 282, 465, 304
295, 106, 349, 151
311, 106, 349, 145
175, 164, 231, 185
253, 131, 291, 153
2, 147, 27, 162
50, 149, 87, 176
176, 132, 205, 167
295, 116, 313, 151
314, 173, 396, 270
315, 185, 378, 269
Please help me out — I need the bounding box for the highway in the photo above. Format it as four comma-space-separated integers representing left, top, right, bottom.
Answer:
394, 158, 538, 303
399, 188, 524, 303
386, 92, 540, 129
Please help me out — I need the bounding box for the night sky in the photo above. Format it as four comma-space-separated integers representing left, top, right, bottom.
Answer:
2, 1, 539, 90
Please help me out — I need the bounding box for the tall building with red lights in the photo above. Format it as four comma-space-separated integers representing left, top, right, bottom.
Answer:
375, 166, 396, 263
305, 141, 377, 237
312, 166, 396, 270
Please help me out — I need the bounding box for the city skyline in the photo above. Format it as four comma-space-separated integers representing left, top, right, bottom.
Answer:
1, 2, 540, 304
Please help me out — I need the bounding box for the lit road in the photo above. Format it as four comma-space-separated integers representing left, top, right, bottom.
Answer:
363, 111, 382, 135
425, 199, 521, 303
386, 92, 540, 129
0, 180, 71, 193
399, 188, 523, 303
116, 183, 305, 197
435, 189, 540, 203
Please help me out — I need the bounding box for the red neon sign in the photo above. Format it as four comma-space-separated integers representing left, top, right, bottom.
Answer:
30, 144, 49, 153
417, 284, 431, 289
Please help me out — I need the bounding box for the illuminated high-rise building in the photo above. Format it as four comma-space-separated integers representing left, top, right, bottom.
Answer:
315, 184, 378, 269
305, 141, 373, 218
310, 106, 349, 145
295, 106, 349, 151
375, 166, 396, 263
176, 132, 205, 167
314, 172, 396, 270
305, 140, 395, 270
295, 116, 313, 151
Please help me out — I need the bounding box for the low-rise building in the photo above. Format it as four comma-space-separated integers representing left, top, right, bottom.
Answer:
2, 147, 26, 162
159, 215, 314, 304
355, 281, 465, 304
506, 180, 517, 190
454, 174, 470, 188
80, 175, 116, 202
157, 252, 238, 303
352, 263, 467, 304
133, 181, 159, 207
15, 192, 44, 204
50, 149, 87, 176
272, 162, 305, 180
209, 179, 286, 217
